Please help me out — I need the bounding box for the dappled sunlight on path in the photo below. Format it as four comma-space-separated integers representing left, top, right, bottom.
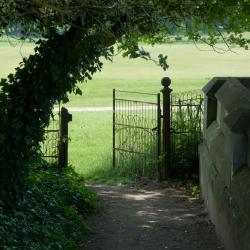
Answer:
80, 184, 223, 250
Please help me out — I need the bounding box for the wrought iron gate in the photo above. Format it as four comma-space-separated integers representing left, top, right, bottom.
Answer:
113, 78, 204, 180
113, 89, 161, 178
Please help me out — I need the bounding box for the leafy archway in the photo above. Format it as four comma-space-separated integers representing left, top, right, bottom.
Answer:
0, 0, 249, 204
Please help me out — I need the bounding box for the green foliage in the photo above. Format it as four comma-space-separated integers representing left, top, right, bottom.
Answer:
170, 117, 200, 177
2, 1, 250, 49
1, 0, 250, 204
0, 5, 168, 203
184, 181, 201, 198
160, 179, 200, 197
170, 92, 203, 179
0, 165, 97, 249
0, 28, 106, 203
190, 185, 200, 197
81, 153, 157, 185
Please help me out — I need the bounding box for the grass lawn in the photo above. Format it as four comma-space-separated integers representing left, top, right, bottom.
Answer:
69, 111, 112, 174
0, 40, 34, 77
69, 109, 159, 183
67, 43, 250, 106
1, 41, 250, 106
68, 111, 130, 184
1, 40, 250, 181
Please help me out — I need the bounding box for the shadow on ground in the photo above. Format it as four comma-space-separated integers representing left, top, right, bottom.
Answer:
80, 184, 223, 250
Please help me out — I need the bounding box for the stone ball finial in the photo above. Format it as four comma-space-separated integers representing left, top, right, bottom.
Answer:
161, 77, 171, 87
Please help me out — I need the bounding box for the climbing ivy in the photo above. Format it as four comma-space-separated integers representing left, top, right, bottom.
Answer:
0, 28, 113, 204
1, 0, 250, 205
0, 9, 169, 205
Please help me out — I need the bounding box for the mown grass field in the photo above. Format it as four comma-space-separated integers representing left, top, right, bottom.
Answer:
1, 41, 250, 106
68, 111, 113, 181
1, 40, 250, 181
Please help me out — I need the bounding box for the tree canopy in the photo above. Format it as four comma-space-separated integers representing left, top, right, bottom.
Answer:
1, 1, 250, 48
0, 0, 250, 204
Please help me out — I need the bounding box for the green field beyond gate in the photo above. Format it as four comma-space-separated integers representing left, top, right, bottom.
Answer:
1, 40, 250, 182
1, 41, 250, 107
46, 86, 203, 180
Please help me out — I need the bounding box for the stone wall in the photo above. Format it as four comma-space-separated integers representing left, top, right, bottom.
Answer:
199, 77, 250, 250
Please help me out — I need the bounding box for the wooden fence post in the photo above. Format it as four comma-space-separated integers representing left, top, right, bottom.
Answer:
161, 77, 172, 180
59, 107, 72, 169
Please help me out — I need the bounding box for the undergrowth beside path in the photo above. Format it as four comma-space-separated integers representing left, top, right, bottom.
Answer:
0, 164, 98, 249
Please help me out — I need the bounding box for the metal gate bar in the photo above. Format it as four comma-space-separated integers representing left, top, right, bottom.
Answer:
113, 89, 161, 178
113, 78, 204, 180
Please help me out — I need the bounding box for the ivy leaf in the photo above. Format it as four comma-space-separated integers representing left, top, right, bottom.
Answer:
158, 54, 168, 71
74, 87, 82, 96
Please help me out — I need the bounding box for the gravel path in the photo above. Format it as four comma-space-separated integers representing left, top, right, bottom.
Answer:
80, 183, 224, 250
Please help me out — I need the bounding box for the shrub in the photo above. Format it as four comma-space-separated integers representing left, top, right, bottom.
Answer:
170, 92, 203, 179
0, 165, 98, 250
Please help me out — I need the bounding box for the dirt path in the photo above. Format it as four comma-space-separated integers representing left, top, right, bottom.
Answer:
54, 107, 113, 112
54, 106, 155, 112
80, 184, 223, 250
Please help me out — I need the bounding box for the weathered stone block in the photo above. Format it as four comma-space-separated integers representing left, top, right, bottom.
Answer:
200, 77, 250, 250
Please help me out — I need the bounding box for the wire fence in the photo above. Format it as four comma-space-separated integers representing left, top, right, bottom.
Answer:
170, 90, 204, 177
41, 112, 60, 164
